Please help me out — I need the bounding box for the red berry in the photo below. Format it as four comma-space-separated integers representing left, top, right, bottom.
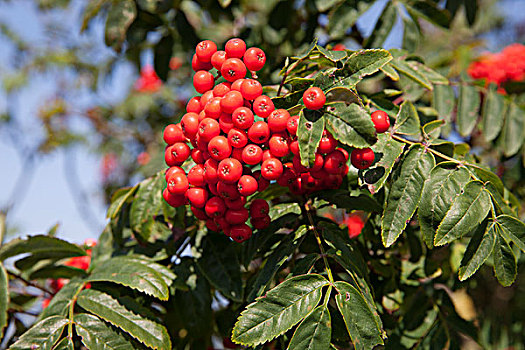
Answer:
225, 208, 249, 225
253, 170, 270, 191
188, 164, 206, 187
290, 140, 299, 155
221, 58, 247, 82
217, 181, 240, 200
286, 115, 299, 135
231, 79, 245, 91
225, 38, 247, 58
192, 54, 213, 72
198, 118, 221, 142
323, 174, 343, 189
242, 144, 263, 165
230, 224, 252, 243
262, 149, 272, 162
238, 175, 258, 196
251, 215, 270, 230
228, 128, 248, 148
267, 109, 290, 132
181, 112, 200, 139
232, 107, 254, 129
163, 123, 184, 145
213, 82, 231, 97
206, 218, 220, 232
192, 206, 209, 220
252, 95, 274, 118
167, 173, 189, 194
208, 136, 232, 160
303, 87, 326, 110
193, 70, 215, 93
324, 150, 347, 174
211, 50, 227, 70
250, 199, 269, 218
186, 96, 202, 113
205, 196, 226, 218
165, 166, 184, 181
221, 90, 244, 114
165, 142, 190, 166
195, 40, 217, 62
248, 121, 270, 144
333, 43, 346, 51
370, 110, 390, 133
191, 148, 206, 164
218, 158, 243, 183
204, 159, 219, 184
268, 133, 290, 158
336, 147, 349, 161
318, 130, 337, 154
187, 187, 208, 208
219, 113, 234, 134
203, 97, 222, 119
225, 196, 246, 210
346, 214, 364, 239
240, 79, 263, 101
350, 148, 375, 169
243, 47, 266, 71
163, 188, 186, 207
200, 90, 214, 110
231, 147, 244, 162
277, 167, 297, 187
261, 158, 283, 180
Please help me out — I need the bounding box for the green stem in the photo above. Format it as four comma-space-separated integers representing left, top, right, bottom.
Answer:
304, 203, 335, 285
7, 270, 53, 295
67, 282, 85, 339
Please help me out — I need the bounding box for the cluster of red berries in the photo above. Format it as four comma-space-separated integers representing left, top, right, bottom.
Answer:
162, 38, 390, 242
468, 43, 525, 91
43, 239, 96, 308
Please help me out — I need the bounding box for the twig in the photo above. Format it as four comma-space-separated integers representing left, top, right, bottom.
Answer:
304, 202, 334, 284
7, 270, 53, 295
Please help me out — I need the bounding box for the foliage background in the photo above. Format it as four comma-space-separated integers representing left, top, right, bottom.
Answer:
0, 0, 524, 349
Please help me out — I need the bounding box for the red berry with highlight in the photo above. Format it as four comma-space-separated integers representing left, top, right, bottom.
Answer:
225, 38, 246, 58
371, 110, 390, 133
243, 47, 266, 71
351, 148, 375, 170
303, 87, 326, 110
221, 58, 247, 82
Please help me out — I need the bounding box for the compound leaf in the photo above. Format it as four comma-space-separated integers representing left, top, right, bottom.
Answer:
232, 274, 329, 346
287, 305, 331, 350
77, 289, 171, 350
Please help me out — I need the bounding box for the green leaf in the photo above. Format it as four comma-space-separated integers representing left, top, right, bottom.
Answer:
361, 133, 405, 193
315, 190, 382, 212
86, 255, 173, 300
327, 1, 373, 39
492, 234, 517, 287
0, 235, 86, 261
418, 163, 471, 248
137, 0, 172, 13
325, 87, 361, 105
52, 337, 74, 350
8, 315, 68, 350
298, 111, 325, 167
39, 279, 85, 320
105, 0, 137, 53
382, 145, 435, 247
0, 262, 7, 334
402, 16, 420, 52
481, 85, 505, 142
287, 305, 331, 350
405, 0, 451, 28
154, 34, 174, 81
503, 102, 525, 157
422, 120, 444, 139
433, 84, 455, 123
28, 265, 87, 280
390, 58, 432, 90
232, 274, 329, 346
77, 289, 171, 350
81, 0, 109, 32
456, 84, 480, 137
247, 226, 308, 301
324, 102, 377, 148
129, 173, 165, 240
394, 101, 421, 136
342, 49, 393, 87
75, 313, 135, 350
458, 220, 495, 281
334, 281, 384, 350
196, 234, 243, 302
380, 64, 399, 81
434, 181, 491, 246
107, 185, 138, 219
364, 1, 396, 48
217, 0, 232, 8
496, 215, 525, 253
270, 203, 301, 221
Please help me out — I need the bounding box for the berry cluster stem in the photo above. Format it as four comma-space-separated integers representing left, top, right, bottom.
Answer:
304, 203, 335, 285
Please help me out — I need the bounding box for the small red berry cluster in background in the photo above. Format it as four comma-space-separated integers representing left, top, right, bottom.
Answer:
134, 65, 163, 93
468, 43, 525, 91
42, 239, 96, 308
162, 38, 391, 242
324, 211, 365, 239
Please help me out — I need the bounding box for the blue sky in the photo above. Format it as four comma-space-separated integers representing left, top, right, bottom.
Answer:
0, 0, 523, 245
